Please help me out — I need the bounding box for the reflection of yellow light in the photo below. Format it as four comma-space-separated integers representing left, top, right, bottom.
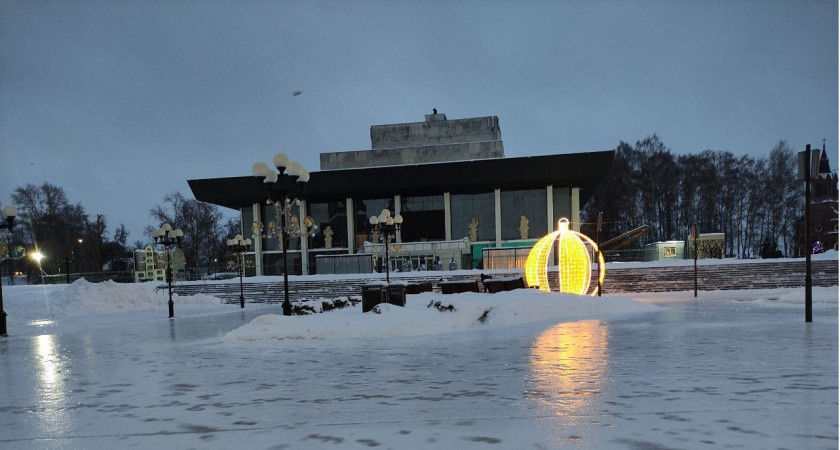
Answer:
37, 334, 59, 385
34, 334, 72, 435
525, 218, 605, 296
528, 320, 609, 417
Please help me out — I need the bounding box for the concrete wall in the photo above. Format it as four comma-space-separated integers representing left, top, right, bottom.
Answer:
319, 114, 505, 170
370, 116, 502, 149
320, 141, 505, 170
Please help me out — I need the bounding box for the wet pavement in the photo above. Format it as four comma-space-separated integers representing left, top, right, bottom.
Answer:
0, 293, 837, 449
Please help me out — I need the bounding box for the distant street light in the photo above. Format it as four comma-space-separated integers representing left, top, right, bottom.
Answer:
0, 201, 19, 337
226, 234, 252, 309
151, 223, 184, 319
31, 250, 46, 285
369, 209, 404, 284
251, 153, 317, 316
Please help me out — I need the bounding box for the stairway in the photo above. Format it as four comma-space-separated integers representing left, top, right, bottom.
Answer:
163, 259, 838, 305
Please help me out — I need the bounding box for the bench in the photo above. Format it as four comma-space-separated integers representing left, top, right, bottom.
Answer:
439, 280, 480, 294
482, 276, 526, 293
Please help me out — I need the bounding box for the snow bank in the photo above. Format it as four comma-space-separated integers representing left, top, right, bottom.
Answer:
223, 289, 660, 342
49, 278, 222, 316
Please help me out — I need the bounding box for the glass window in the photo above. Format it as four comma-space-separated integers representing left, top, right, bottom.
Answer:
552, 187, 571, 226
664, 246, 676, 257
353, 198, 394, 250
400, 195, 445, 242
241, 205, 254, 239
501, 189, 547, 240
308, 200, 347, 249
451, 192, 495, 241
259, 204, 301, 251
262, 252, 302, 276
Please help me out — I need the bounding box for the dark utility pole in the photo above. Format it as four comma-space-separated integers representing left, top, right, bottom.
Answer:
596, 212, 603, 297
799, 145, 819, 323
690, 224, 698, 298
64, 256, 71, 284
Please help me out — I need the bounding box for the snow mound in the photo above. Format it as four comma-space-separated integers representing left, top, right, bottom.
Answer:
51, 278, 222, 315
224, 289, 660, 342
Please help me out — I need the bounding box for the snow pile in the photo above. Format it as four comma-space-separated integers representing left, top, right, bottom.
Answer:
224, 289, 660, 342
49, 278, 221, 315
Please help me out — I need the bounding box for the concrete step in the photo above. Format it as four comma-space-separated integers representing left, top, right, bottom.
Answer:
163, 259, 838, 304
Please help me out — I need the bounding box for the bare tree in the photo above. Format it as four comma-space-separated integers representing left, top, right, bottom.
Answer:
149, 192, 229, 272
583, 136, 801, 259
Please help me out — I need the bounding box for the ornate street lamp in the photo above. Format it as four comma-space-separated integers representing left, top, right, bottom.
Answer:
369, 209, 404, 284
226, 234, 252, 309
0, 201, 18, 337
251, 153, 317, 316
151, 223, 184, 318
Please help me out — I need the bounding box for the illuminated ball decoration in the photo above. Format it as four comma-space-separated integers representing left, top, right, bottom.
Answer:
525, 218, 605, 296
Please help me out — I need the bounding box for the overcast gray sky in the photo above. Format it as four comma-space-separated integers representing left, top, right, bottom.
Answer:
1, 0, 837, 243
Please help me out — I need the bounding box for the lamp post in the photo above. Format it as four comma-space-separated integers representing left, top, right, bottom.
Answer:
0, 201, 19, 337
369, 209, 404, 284
63, 255, 73, 284
151, 223, 184, 318
596, 212, 603, 297
690, 224, 698, 298
226, 234, 252, 309
251, 153, 317, 316
798, 144, 820, 323
76, 238, 83, 274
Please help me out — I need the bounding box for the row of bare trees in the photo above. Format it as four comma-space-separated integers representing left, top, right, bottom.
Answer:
5, 184, 237, 278
8, 183, 132, 275
582, 135, 803, 258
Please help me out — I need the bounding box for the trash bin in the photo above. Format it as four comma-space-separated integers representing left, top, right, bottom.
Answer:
361, 283, 387, 313
387, 283, 406, 307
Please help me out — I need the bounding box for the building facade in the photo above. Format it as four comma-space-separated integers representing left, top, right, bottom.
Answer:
794, 147, 839, 256
189, 112, 614, 276
133, 246, 186, 283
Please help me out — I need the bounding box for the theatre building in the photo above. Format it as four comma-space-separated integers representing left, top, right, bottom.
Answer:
189, 112, 614, 276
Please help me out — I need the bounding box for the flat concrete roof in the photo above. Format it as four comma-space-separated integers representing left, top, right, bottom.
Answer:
188, 150, 614, 210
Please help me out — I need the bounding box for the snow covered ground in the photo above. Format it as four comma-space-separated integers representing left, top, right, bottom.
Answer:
0, 278, 836, 449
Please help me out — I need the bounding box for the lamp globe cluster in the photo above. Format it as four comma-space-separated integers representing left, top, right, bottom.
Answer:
226, 234, 252, 251
152, 223, 184, 244
0, 201, 18, 228
252, 152, 310, 184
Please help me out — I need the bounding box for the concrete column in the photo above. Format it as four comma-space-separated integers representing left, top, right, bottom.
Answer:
494, 188, 502, 247
444, 192, 452, 241
345, 198, 354, 254
546, 185, 554, 233
252, 203, 263, 276
299, 200, 309, 275
571, 187, 581, 232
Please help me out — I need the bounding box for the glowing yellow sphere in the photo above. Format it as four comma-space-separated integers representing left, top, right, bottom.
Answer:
525, 218, 605, 296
